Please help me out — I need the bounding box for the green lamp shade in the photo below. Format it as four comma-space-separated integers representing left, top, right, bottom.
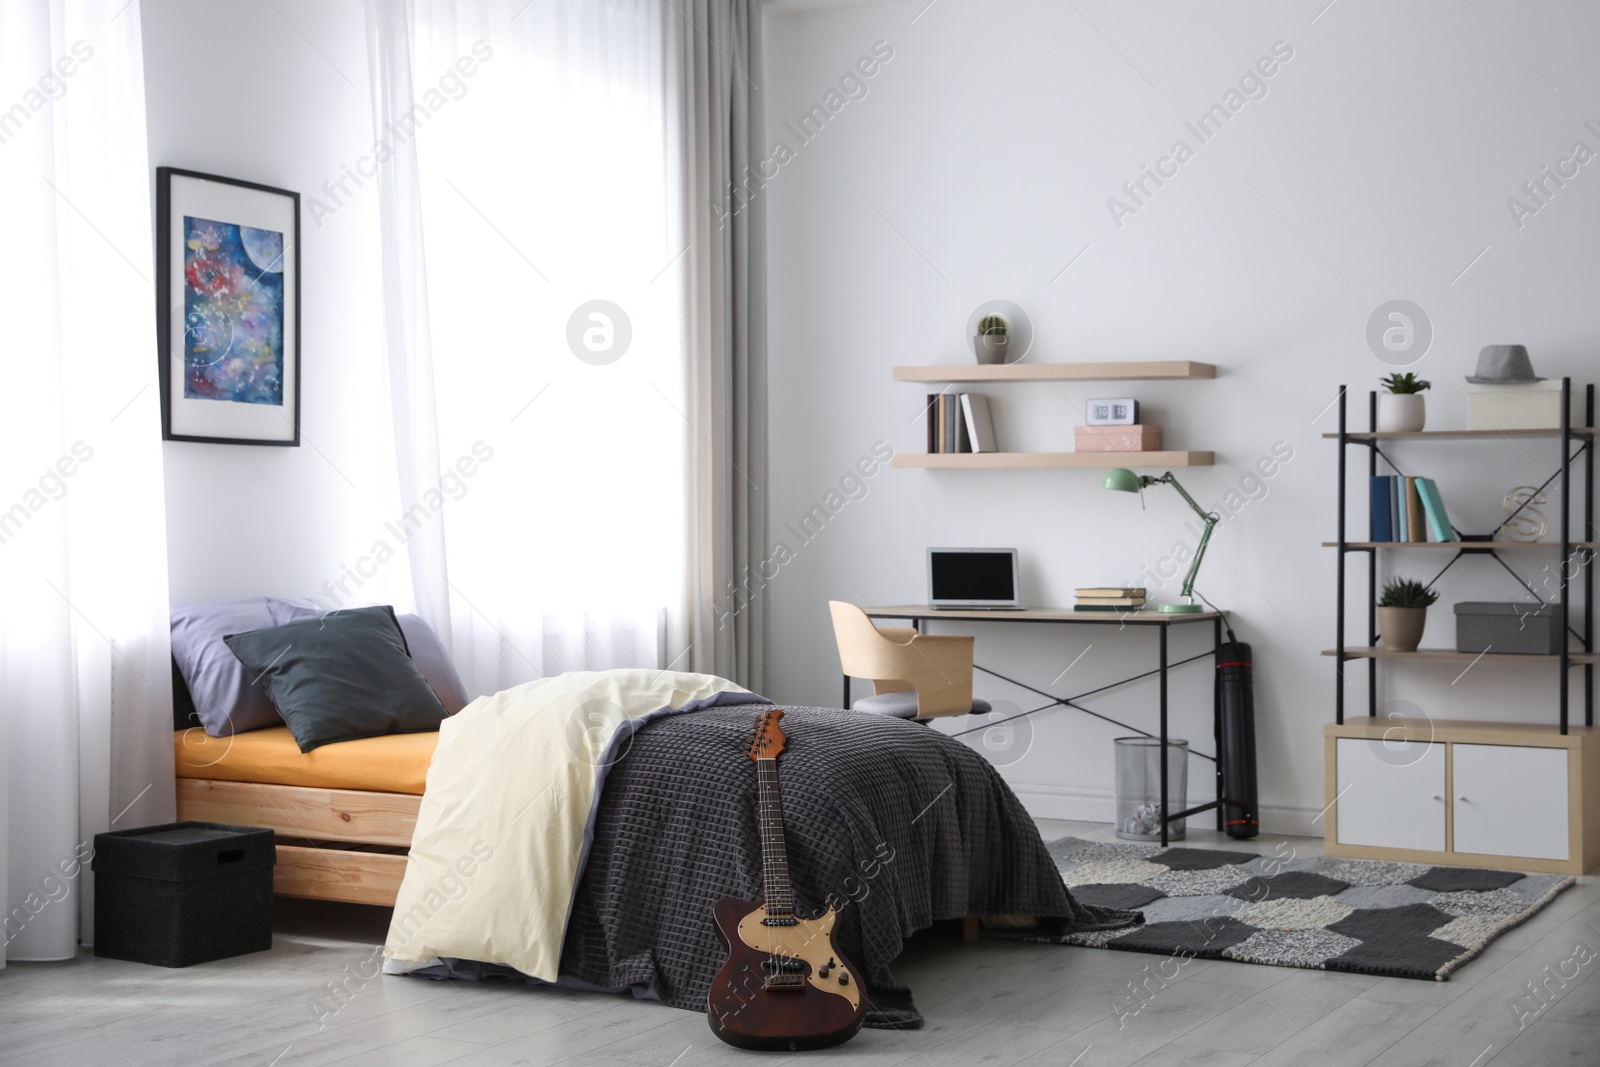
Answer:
1102, 468, 1143, 493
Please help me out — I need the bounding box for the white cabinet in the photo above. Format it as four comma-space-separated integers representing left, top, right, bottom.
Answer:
1335, 738, 1446, 852
1326, 719, 1597, 875
1453, 744, 1569, 862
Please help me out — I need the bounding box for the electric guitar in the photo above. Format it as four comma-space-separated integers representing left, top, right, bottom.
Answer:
706, 708, 865, 1051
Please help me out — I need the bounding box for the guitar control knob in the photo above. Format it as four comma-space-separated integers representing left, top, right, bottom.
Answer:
818, 965, 829, 978
838, 971, 849, 985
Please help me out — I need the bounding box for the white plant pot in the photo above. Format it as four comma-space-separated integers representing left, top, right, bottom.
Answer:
1377, 393, 1426, 433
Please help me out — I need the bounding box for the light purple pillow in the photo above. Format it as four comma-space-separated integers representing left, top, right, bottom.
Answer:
170, 598, 286, 736
265, 599, 470, 714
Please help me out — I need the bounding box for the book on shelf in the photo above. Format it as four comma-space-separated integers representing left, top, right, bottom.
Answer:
1369, 476, 1394, 542
1075, 587, 1147, 598
1074, 603, 1144, 612
961, 394, 998, 452
1390, 477, 1403, 541
1405, 476, 1425, 542
926, 392, 996, 453
1416, 477, 1458, 541
1075, 597, 1145, 608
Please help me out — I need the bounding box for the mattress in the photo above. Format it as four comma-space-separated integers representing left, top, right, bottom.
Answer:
174, 726, 437, 794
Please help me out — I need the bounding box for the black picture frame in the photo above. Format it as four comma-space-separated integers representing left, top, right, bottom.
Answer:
156, 166, 301, 446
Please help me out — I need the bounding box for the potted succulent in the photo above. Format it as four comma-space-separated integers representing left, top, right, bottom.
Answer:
1377, 372, 1431, 433
974, 314, 1010, 365
1377, 577, 1438, 652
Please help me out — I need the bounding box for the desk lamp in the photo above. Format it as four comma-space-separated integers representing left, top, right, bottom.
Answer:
1102, 468, 1217, 614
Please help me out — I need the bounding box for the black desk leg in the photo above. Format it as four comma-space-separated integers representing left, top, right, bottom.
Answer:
1214, 616, 1224, 832
1159, 623, 1169, 848
842, 674, 850, 711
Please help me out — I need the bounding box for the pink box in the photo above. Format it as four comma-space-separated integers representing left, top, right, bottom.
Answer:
1075, 424, 1161, 452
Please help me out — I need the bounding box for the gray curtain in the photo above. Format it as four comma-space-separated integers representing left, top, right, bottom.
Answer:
675, 0, 768, 690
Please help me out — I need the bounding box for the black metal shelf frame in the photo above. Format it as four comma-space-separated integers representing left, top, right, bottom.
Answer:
1332, 379, 1596, 733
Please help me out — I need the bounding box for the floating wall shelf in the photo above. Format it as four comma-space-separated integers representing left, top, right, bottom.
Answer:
891, 451, 1214, 469
894, 360, 1216, 383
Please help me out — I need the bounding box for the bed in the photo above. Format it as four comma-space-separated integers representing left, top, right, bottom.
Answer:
174, 668, 1135, 1026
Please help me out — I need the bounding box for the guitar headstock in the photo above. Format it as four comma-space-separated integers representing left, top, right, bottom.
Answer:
746, 708, 787, 761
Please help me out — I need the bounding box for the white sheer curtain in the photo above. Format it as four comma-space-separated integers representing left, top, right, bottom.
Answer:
382, 0, 685, 696
0, 0, 174, 963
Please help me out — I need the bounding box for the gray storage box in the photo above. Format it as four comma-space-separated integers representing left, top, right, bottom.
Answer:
1454, 601, 1561, 655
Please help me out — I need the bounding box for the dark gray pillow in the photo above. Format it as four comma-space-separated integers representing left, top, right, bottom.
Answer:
223, 605, 449, 752
265, 598, 470, 714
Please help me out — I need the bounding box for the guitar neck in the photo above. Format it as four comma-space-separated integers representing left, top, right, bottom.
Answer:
756, 757, 794, 917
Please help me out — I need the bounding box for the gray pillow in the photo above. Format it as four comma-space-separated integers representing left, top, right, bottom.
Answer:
265, 599, 469, 713
224, 605, 450, 752
170, 598, 285, 736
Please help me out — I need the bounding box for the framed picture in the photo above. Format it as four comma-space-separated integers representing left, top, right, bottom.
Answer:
1086, 397, 1139, 426
156, 167, 300, 445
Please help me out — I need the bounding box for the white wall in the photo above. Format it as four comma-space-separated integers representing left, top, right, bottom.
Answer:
142, 0, 402, 608
760, 0, 1600, 833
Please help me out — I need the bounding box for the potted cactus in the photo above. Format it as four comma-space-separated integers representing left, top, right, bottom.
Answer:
1377, 372, 1431, 433
1377, 577, 1438, 652
974, 313, 1010, 365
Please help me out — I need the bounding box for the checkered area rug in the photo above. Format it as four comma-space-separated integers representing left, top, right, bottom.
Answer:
997, 837, 1575, 981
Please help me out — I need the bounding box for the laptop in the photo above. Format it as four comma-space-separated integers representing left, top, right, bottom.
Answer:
927, 548, 1021, 609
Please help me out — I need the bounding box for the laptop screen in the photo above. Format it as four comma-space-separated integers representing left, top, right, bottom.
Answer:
928, 549, 1019, 607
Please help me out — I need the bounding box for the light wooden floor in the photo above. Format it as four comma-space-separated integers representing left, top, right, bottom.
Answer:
3, 818, 1596, 1067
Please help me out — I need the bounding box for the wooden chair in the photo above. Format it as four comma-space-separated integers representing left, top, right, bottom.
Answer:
828, 601, 992, 719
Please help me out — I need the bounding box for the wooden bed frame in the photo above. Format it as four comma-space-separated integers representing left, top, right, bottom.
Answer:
175, 779, 982, 940
176, 778, 418, 906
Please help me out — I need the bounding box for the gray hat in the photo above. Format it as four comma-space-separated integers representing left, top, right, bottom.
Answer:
1467, 344, 1543, 384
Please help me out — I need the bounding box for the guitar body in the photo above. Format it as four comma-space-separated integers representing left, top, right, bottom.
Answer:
707, 896, 865, 1051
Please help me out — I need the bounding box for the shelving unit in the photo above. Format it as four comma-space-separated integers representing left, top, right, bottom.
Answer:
894, 360, 1217, 469
1324, 379, 1596, 733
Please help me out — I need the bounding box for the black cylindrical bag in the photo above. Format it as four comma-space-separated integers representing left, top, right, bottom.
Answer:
1216, 641, 1259, 839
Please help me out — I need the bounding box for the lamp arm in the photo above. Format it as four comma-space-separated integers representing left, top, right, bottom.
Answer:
1180, 515, 1217, 603
1157, 473, 1219, 604
1158, 473, 1213, 524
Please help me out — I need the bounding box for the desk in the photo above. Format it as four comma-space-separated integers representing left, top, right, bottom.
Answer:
856, 606, 1228, 847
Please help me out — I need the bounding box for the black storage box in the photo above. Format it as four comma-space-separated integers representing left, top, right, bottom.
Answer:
93, 822, 275, 967
1454, 601, 1562, 655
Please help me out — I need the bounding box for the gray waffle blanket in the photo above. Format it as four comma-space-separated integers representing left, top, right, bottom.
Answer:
550, 703, 1139, 1027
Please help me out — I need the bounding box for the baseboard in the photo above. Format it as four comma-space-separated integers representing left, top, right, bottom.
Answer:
1010, 783, 1327, 840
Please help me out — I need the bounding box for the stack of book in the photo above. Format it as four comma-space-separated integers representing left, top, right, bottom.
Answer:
926, 393, 998, 453
1370, 475, 1458, 542
1075, 587, 1146, 612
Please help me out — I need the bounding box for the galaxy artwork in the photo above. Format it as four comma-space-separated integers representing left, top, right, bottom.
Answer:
182, 215, 285, 405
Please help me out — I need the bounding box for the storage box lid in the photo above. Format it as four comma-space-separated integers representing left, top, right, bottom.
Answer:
92, 821, 275, 882
1453, 601, 1554, 617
